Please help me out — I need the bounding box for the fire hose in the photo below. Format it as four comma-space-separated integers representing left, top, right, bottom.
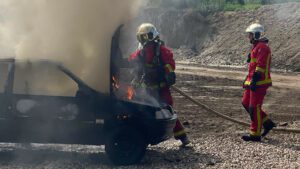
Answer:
171, 85, 300, 133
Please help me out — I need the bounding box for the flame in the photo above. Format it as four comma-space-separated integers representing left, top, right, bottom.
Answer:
112, 76, 120, 89
112, 76, 134, 100
127, 86, 134, 100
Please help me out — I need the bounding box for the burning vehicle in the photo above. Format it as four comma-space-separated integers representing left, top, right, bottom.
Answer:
0, 27, 177, 165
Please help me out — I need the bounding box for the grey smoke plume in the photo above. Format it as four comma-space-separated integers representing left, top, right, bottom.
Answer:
0, 0, 142, 94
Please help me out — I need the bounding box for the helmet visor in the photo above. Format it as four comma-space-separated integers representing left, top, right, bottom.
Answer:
137, 34, 149, 44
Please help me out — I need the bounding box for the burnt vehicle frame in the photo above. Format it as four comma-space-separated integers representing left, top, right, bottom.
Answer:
0, 26, 177, 165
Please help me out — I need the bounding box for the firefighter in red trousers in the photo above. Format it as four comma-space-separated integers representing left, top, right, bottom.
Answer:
242, 23, 276, 142
129, 23, 190, 146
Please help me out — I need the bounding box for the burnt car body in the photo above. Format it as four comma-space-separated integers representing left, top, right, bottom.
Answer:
0, 27, 177, 165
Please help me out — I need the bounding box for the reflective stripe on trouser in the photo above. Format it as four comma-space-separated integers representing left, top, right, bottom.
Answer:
242, 87, 269, 136
173, 119, 186, 140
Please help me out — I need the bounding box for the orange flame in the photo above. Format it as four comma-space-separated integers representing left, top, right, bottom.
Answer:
112, 76, 120, 89
127, 86, 134, 100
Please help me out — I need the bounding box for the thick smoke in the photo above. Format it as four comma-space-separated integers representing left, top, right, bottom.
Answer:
0, 0, 142, 94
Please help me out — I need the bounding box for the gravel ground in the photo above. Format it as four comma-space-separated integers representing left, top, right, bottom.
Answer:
0, 66, 299, 168
0, 133, 298, 169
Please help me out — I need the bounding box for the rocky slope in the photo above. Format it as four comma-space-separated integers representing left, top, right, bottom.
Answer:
125, 2, 300, 71
198, 2, 300, 71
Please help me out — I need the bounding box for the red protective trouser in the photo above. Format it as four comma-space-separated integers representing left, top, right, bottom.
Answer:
242, 87, 270, 136
160, 87, 187, 140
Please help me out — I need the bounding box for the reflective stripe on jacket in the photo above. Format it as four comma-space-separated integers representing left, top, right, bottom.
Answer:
244, 41, 272, 87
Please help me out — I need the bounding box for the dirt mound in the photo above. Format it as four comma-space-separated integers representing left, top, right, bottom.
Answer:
128, 3, 300, 72
197, 2, 300, 71
120, 7, 214, 57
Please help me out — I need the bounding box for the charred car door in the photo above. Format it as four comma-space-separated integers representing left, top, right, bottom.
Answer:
7, 61, 99, 144
0, 59, 15, 140
0, 59, 14, 118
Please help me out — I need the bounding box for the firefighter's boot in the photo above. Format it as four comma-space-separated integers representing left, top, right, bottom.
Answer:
261, 119, 276, 137
241, 134, 261, 142
180, 136, 190, 147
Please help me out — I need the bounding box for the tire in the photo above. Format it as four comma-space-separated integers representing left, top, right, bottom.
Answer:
105, 125, 147, 165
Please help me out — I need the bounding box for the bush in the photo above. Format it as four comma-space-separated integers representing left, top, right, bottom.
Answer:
260, 0, 271, 4
238, 0, 245, 5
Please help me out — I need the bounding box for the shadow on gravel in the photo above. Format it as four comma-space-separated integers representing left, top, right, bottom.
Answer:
0, 147, 110, 166
142, 146, 222, 167
263, 138, 300, 151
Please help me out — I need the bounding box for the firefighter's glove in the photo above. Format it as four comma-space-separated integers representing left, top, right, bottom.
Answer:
246, 53, 251, 63
165, 72, 176, 86
250, 72, 261, 92
250, 82, 257, 91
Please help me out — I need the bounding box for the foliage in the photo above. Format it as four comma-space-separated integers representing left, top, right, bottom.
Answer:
223, 2, 261, 11
270, 0, 300, 3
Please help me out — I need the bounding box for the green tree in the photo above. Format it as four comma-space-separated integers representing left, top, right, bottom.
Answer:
238, 0, 245, 5
260, 0, 271, 4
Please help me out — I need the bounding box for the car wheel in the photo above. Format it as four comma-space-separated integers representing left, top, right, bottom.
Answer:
105, 125, 147, 165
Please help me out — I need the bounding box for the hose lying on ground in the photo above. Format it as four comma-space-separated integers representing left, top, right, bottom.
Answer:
172, 85, 300, 133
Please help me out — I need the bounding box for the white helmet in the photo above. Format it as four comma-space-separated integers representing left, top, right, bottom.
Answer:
245, 23, 264, 40
136, 23, 160, 45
